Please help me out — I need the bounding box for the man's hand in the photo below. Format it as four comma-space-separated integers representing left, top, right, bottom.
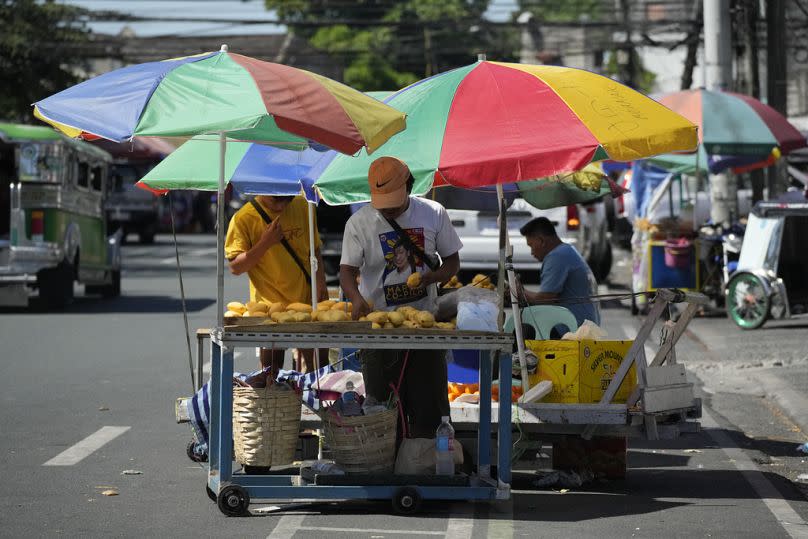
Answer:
351, 296, 372, 320
259, 219, 283, 248
317, 281, 329, 302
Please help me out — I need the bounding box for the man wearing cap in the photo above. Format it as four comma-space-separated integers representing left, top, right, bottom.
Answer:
339, 157, 463, 438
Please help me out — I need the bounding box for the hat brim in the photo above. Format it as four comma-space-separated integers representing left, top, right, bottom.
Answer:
370, 188, 408, 209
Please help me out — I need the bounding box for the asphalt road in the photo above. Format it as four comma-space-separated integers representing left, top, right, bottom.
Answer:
2, 234, 808, 538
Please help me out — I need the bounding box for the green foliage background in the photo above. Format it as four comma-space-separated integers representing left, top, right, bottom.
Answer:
0, 0, 91, 122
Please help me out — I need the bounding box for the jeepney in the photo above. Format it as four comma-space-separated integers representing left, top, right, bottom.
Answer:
0, 122, 122, 307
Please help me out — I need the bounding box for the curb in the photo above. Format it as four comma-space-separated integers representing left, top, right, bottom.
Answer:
755, 371, 808, 439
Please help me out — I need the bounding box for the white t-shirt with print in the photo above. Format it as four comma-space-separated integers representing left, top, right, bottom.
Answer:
340, 197, 463, 312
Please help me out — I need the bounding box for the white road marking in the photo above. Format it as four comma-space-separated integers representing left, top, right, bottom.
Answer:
702, 410, 808, 539
158, 248, 217, 265
268, 514, 306, 539
446, 514, 475, 538
297, 527, 443, 535
487, 499, 513, 538
43, 426, 131, 466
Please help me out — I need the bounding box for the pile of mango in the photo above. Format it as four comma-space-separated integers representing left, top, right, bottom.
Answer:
441, 273, 496, 291
359, 305, 456, 330
470, 273, 496, 291
224, 299, 354, 324
224, 300, 456, 330
447, 382, 523, 403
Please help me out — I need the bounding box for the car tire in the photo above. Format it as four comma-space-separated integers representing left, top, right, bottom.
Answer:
39, 260, 75, 308
139, 229, 155, 244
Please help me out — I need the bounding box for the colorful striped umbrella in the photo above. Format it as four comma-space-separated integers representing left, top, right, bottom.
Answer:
137, 134, 320, 200
305, 60, 697, 205
33, 46, 406, 155
657, 88, 807, 157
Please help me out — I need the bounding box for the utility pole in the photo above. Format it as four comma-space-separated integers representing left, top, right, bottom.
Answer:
703, 0, 732, 90
703, 0, 735, 226
740, 0, 765, 204
766, 0, 788, 199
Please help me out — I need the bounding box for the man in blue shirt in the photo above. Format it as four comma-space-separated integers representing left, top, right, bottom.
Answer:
517, 217, 601, 327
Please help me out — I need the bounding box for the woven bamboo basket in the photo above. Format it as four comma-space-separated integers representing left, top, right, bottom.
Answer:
232, 386, 302, 467
321, 406, 398, 474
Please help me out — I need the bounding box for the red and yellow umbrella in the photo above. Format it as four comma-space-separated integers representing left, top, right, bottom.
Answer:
309, 60, 698, 204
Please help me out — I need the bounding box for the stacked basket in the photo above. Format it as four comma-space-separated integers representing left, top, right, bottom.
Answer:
232, 385, 302, 467
321, 406, 398, 474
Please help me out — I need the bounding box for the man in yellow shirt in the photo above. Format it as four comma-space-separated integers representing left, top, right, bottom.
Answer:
225, 194, 328, 372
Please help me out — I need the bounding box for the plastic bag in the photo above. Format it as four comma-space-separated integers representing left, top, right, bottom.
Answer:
457, 300, 498, 332
561, 319, 608, 340
394, 438, 464, 475
435, 285, 498, 322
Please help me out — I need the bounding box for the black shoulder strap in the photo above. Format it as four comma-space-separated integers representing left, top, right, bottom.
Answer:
382, 215, 439, 271
250, 199, 311, 282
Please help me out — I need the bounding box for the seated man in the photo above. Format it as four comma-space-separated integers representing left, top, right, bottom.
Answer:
517, 216, 601, 328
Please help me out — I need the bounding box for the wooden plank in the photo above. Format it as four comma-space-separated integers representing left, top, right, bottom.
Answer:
599, 297, 668, 405
645, 364, 688, 387
650, 302, 699, 367
643, 384, 696, 413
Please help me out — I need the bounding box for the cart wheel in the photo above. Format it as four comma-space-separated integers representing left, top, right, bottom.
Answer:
186, 439, 208, 463
727, 272, 770, 330
392, 487, 421, 515
206, 485, 217, 503
217, 484, 250, 517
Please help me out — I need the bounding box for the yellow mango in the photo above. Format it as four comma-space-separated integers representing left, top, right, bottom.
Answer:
387, 311, 404, 327
269, 302, 286, 314
287, 302, 313, 313
226, 301, 246, 314
366, 311, 388, 324
416, 311, 435, 328
292, 312, 311, 322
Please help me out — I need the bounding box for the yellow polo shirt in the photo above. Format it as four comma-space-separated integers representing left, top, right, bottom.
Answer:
224, 196, 321, 305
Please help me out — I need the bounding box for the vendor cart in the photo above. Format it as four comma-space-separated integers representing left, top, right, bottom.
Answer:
207, 327, 514, 516
199, 288, 703, 516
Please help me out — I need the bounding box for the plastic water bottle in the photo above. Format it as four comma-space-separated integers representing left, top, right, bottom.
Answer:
339, 381, 362, 417
797, 443, 808, 454
435, 416, 455, 475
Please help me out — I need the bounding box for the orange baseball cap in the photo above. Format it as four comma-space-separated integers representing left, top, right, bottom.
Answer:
368, 156, 410, 209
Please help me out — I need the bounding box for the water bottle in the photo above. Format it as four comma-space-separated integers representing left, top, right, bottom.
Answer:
435, 416, 455, 475
797, 443, 808, 454
339, 381, 362, 417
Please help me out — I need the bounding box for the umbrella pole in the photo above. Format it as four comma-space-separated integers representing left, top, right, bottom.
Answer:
216, 131, 226, 329
496, 184, 531, 394
307, 201, 318, 312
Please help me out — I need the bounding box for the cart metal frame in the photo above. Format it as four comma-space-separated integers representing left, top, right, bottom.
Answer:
207, 328, 514, 515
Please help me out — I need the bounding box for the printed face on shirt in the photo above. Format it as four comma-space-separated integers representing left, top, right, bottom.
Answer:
379, 228, 427, 306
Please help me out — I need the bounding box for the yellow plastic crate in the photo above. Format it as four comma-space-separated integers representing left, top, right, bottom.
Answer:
526, 339, 637, 403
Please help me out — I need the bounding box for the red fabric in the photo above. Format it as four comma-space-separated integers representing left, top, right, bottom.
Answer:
229, 54, 362, 155
726, 91, 808, 154
438, 62, 599, 187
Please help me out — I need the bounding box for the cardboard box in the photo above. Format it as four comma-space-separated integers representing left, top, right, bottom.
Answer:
526, 339, 637, 404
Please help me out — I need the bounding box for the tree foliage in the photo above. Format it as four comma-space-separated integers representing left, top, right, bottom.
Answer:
266, 0, 518, 91
0, 0, 91, 123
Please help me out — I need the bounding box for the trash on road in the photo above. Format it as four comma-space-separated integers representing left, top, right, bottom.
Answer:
101, 490, 118, 496
796, 443, 808, 453
683, 449, 703, 453
534, 470, 593, 489
121, 470, 142, 475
